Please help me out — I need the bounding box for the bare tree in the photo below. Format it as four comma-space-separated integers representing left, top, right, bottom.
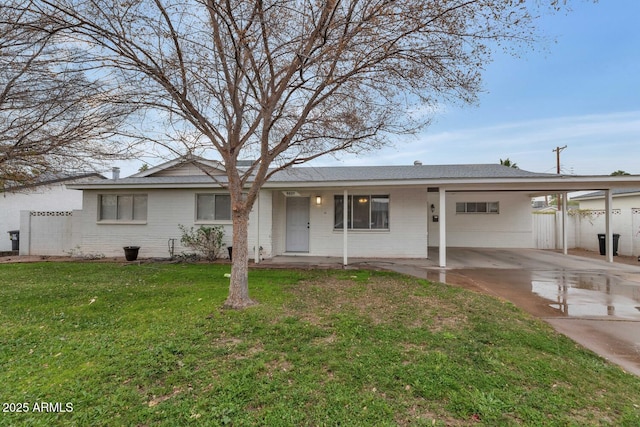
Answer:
0, 0, 135, 189
21, 0, 570, 308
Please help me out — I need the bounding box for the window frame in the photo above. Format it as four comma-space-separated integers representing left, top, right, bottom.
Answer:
455, 201, 500, 214
334, 194, 390, 230
195, 193, 232, 223
98, 194, 148, 223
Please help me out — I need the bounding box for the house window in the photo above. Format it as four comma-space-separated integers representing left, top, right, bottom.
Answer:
334, 195, 389, 229
456, 202, 499, 214
196, 194, 231, 221
99, 194, 147, 221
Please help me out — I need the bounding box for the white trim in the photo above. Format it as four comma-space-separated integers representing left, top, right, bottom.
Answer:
97, 220, 147, 225
68, 176, 640, 192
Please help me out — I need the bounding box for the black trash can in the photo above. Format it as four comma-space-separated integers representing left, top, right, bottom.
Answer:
227, 246, 233, 262
8, 230, 19, 251
597, 233, 620, 256
123, 246, 140, 261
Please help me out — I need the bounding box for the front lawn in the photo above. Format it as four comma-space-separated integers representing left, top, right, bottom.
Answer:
1, 262, 639, 426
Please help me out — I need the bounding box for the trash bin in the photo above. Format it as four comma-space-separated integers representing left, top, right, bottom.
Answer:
227, 246, 233, 262
123, 246, 141, 261
597, 233, 620, 256
8, 230, 19, 251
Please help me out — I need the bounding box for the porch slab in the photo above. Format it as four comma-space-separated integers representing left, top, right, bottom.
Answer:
263, 247, 640, 271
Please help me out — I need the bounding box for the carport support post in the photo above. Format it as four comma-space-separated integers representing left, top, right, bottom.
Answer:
562, 192, 568, 255
439, 189, 446, 267
605, 189, 613, 263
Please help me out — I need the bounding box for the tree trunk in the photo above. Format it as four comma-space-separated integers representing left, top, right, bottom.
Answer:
224, 208, 256, 309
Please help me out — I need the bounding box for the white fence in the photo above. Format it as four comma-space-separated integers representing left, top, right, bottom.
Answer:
19, 211, 74, 256
532, 212, 558, 250
533, 209, 640, 256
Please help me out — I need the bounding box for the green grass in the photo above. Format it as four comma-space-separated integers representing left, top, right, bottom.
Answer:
1, 262, 639, 426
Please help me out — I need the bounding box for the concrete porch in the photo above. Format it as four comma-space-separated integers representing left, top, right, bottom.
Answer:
261, 247, 640, 272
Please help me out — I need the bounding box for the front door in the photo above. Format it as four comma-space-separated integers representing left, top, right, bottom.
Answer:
286, 197, 310, 252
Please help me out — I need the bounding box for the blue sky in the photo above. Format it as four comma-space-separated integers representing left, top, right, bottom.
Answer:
311, 0, 640, 175
119, 1, 640, 177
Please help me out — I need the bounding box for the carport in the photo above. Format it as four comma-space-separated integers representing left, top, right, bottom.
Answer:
427, 174, 640, 267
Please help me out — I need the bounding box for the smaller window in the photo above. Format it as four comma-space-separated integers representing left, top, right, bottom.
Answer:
456, 202, 499, 214
196, 194, 231, 221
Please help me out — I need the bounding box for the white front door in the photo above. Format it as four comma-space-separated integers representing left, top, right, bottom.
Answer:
286, 197, 310, 252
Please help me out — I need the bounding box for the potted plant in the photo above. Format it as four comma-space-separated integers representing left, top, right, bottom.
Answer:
123, 246, 141, 261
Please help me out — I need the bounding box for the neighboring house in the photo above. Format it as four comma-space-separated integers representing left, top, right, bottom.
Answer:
64, 156, 640, 266
571, 189, 640, 210
1, 173, 104, 252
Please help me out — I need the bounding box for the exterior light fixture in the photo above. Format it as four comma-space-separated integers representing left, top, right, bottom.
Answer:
315, 195, 322, 206
430, 204, 436, 213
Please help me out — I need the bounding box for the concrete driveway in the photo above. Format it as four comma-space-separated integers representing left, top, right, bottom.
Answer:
362, 248, 640, 377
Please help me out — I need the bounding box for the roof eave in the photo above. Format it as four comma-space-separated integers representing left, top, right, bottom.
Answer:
67, 175, 640, 192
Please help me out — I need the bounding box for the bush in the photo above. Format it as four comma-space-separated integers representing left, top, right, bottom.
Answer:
178, 225, 225, 261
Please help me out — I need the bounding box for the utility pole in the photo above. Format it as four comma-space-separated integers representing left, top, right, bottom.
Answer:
553, 145, 567, 174
553, 145, 567, 210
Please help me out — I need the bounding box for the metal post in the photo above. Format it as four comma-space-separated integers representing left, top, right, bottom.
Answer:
605, 189, 613, 263
562, 192, 568, 255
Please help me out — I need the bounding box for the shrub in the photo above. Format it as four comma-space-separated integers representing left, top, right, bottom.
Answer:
178, 224, 225, 261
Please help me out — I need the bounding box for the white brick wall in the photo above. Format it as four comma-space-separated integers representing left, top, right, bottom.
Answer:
272, 187, 430, 258
247, 191, 273, 260
72, 187, 538, 260
443, 192, 534, 248
74, 189, 236, 258
271, 189, 535, 257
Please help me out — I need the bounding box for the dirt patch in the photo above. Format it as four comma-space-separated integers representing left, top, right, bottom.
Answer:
147, 386, 183, 407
